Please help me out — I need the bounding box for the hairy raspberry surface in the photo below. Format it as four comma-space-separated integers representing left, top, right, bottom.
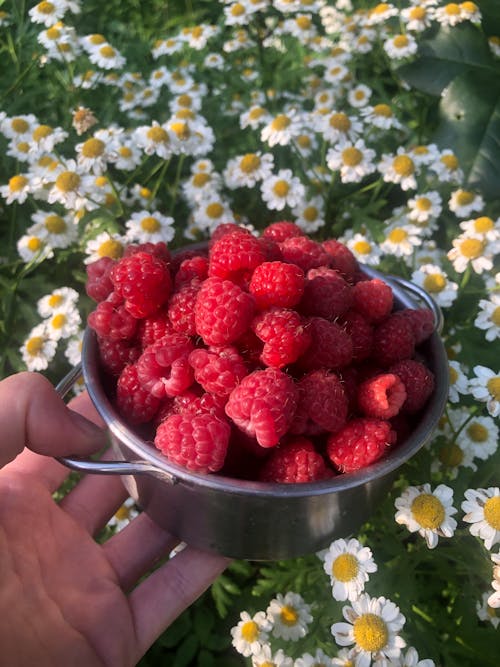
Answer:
167, 279, 201, 336
116, 363, 161, 424
225, 368, 298, 448
208, 231, 266, 283
326, 417, 397, 473
173, 255, 209, 288
299, 266, 352, 320
290, 370, 348, 435
261, 220, 304, 242
399, 308, 435, 344
111, 251, 172, 318
321, 238, 358, 281
372, 313, 415, 367
351, 278, 394, 323
249, 261, 305, 310
86, 257, 115, 302
98, 337, 141, 376
339, 309, 374, 362
252, 308, 311, 368
298, 317, 353, 370
389, 359, 435, 413
136, 333, 194, 398
194, 277, 255, 346
138, 309, 175, 348
259, 437, 332, 483
88, 291, 138, 341
155, 412, 230, 473
279, 236, 332, 273
172, 389, 228, 420
357, 373, 407, 419
189, 346, 248, 396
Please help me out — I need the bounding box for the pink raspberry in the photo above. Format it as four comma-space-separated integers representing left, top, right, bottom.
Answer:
173, 255, 209, 288
225, 368, 298, 448
167, 279, 201, 336
290, 370, 348, 436
169, 248, 207, 277
116, 363, 161, 424
321, 238, 358, 281
189, 346, 248, 396
279, 235, 332, 273
389, 359, 435, 413
372, 313, 415, 367
136, 332, 195, 398
154, 412, 231, 473
258, 437, 332, 483
209, 222, 252, 246
111, 251, 172, 319
248, 261, 305, 310
398, 308, 435, 344
87, 291, 138, 341
299, 266, 352, 320
252, 308, 311, 368
261, 220, 304, 242
98, 337, 141, 376
339, 309, 373, 362
124, 241, 171, 264
326, 417, 397, 473
356, 373, 407, 419
208, 230, 266, 284
172, 389, 228, 420
194, 277, 255, 346
86, 257, 115, 302
137, 308, 175, 348
297, 317, 353, 370
351, 278, 394, 323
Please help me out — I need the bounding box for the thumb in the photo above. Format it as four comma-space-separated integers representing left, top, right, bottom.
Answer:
0, 371, 107, 468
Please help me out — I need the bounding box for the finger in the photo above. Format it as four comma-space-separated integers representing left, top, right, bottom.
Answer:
0, 372, 106, 468
103, 512, 181, 590
129, 546, 229, 657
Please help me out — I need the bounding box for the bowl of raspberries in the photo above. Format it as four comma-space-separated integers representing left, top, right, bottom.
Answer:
62, 221, 449, 560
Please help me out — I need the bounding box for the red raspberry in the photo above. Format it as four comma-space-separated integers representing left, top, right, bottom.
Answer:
209, 222, 252, 246
136, 333, 195, 398
86, 257, 115, 302
248, 261, 305, 310
356, 373, 407, 419
111, 251, 172, 319
258, 236, 282, 262
389, 359, 435, 413
137, 308, 175, 348
172, 389, 228, 420
290, 370, 348, 436
154, 412, 230, 473
372, 313, 415, 367
116, 363, 161, 424
298, 317, 353, 370
189, 346, 248, 396
167, 279, 201, 336
234, 328, 263, 367
261, 221, 304, 242
321, 238, 358, 281
194, 277, 255, 346
208, 231, 266, 284
259, 437, 332, 483
339, 310, 373, 362
124, 241, 171, 264
398, 308, 435, 344
252, 308, 311, 368
169, 248, 207, 277
88, 291, 138, 341
173, 254, 209, 288
279, 236, 332, 273
98, 337, 141, 376
326, 417, 397, 473
299, 266, 352, 320
225, 368, 298, 448
351, 278, 394, 323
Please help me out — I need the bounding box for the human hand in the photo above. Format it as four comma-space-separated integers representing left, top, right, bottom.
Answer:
0, 372, 229, 667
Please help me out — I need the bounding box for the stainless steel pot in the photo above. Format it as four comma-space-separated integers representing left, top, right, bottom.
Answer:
57, 266, 448, 560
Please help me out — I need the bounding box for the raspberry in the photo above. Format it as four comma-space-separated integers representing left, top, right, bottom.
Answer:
116, 363, 161, 424
261, 220, 304, 242
98, 337, 141, 376
372, 313, 415, 367
326, 417, 397, 473
351, 278, 394, 323
398, 308, 435, 344
173, 254, 209, 288
225, 368, 298, 448
88, 291, 138, 341
169, 248, 207, 277
136, 332, 195, 398
258, 437, 332, 483
154, 412, 231, 473
189, 346, 248, 396
297, 317, 353, 370
290, 370, 348, 436
138, 308, 175, 348
249, 261, 305, 310
356, 373, 407, 419
299, 266, 352, 320
194, 277, 255, 346
111, 251, 172, 319
279, 235, 332, 273
321, 238, 358, 281
209, 222, 252, 246
208, 230, 266, 284
124, 241, 171, 264
252, 308, 311, 368
389, 359, 435, 413
86, 257, 115, 302
167, 279, 201, 336
258, 236, 282, 262
172, 389, 228, 420
339, 310, 373, 362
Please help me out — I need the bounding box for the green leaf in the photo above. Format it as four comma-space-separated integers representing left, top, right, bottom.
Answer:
173, 634, 199, 667
477, 0, 500, 34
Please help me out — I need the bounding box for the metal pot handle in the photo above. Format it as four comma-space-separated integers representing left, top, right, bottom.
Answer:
385, 274, 444, 334
55, 363, 170, 478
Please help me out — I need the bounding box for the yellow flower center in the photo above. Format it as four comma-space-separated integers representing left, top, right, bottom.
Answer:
170, 121, 190, 139
484, 496, 500, 530
192, 173, 211, 187
441, 153, 459, 170
139, 186, 152, 199
45, 214, 66, 234
296, 16, 312, 30
410, 6, 426, 20
99, 45, 116, 59
411, 493, 445, 528
57, 43, 71, 53
51, 313, 67, 329
491, 306, 500, 327
393, 34, 409, 49
415, 197, 431, 211
240, 620, 259, 643
140, 216, 161, 233
55, 171, 80, 192
332, 553, 359, 582
353, 240, 372, 254
177, 93, 192, 108
273, 180, 290, 197
231, 2, 245, 16
342, 147, 363, 167
16, 142, 30, 153
88, 33, 105, 45
486, 376, 500, 401
372, 3, 390, 14
297, 134, 311, 149
119, 146, 132, 158
387, 228, 407, 243
11, 117, 29, 134
26, 336, 44, 355
444, 3, 460, 16
28, 237, 43, 252
38, 1, 55, 14
97, 239, 123, 259
466, 422, 488, 442
329, 112, 351, 132
191, 26, 203, 39
81, 137, 105, 158
423, 273, 446, 293
455, 190, 474, 205
413, 145, 429, 156
393, 155, 415, 177
175, 108, 195, 120
449, 365, 458, 384
303, 206, 319, 222
206, 203, 224, 219
249, 106, 265, 121
353, 613, 388, 652
280, 605, 299, 626
473, 216, 494, 233
48, 294, 63, 308
459, 237, 484, 259
438, 443, 463, 467
147, 126, 169, 143
461, 2, 478, 11
32, 125, 53, 141
9, 175, 28, 191
373, 103, 392, 117
271, 114, 291, 131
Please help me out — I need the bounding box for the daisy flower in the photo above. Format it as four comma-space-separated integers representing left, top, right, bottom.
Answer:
488, 35, 500, 58
383, 33, 418, 59
29, 0, 66, 27
457, 413, 499, 461
434, 2, 468, 27
360, 102, 402, 130
7, 139, 33, 163
409, 143, 441, 168
343, 230, 383, 266
410, 264, 458, 308
387, 645, 436, 666
447, 360, 470, 403
133, 121, 172, 159
378, 149, 418, 191
488, 551, 500, 608
75, 136, 110, 174
326, 139, 377, 183
331, 647, 358, 666
447, 232, 495, 274
46, 160, 88, 210
321, 537, 378, 602
27, 210, 77, 249
83, 231, 125, 264
294, 130, 318, 158
462, 487, 500, 550
474, 293, 500, 342
230, 610, 271, 657
367, 2, 399, 25
89, 42, 126, 70
224, 151, 274, 189
261, 169, 305, 211
476, 591, 500, 629
468, 365, 500, 417
381, 222, 423, 258
125, 210, 175, 244
64, 330, 84, 366
460, 1, 481, 22
191, 195, 234, 233
239, 105, 271, 130
1, 113, 37, 140
37, 286, 79, 318
448, 188, 484, 217
295, 648, 334, 667
430, 437, 477, 480
430, 149, 463, 184
107, 497, 139, 532
17, 233, 54, 263
20, 323, 58, 371
0, 173, 32, 204
347, 84, 372, 108
260, 111, 302, 147
407, 191, 442, 225
45, 307, 82, 341
322, 62, 350, 86
331, 593, 406, 666
251, 645, 293, 667
320, 111, 363, 143
394, 483, 458, 548
29, 122, 68, 153
292, 196, 325, 233
459, 215, 500, 243
401, 4, 434, 32
266, 592, 313, 641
